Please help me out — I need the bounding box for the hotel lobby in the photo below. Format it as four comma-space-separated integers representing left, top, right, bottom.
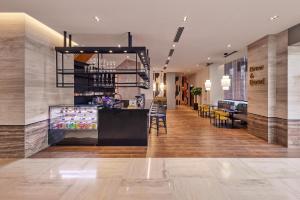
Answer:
1, 0, 300, 199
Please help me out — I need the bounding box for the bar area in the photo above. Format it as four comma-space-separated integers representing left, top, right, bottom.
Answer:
48, 32, 151, 147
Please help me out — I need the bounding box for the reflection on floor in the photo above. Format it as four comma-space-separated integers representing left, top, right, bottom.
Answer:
1, 158, 300, 200
33, 106, 300, 158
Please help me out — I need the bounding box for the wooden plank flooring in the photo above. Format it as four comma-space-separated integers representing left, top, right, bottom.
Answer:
32, 106, 300, 158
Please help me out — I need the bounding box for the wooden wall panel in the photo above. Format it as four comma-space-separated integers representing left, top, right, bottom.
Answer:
247, 36, 269, 117
275, 31, 288, 119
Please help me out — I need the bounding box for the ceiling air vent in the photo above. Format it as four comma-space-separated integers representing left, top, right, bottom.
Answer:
168, 49, 175, 57
173, 27, 184, 42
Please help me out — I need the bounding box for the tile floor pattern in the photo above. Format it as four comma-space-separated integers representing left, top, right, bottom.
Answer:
1, 158, 300, 199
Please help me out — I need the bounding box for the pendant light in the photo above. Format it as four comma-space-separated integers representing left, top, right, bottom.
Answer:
221, 53, 231, 90
160, 82, 165, 91
153, 83, 156, 92
221, 75, 231, 90
205, 80, 211, 91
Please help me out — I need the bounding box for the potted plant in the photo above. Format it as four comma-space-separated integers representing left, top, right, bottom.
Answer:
190, 87, 202, 110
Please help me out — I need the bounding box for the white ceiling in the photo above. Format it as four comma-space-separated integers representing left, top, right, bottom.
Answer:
1, 0, 300, 72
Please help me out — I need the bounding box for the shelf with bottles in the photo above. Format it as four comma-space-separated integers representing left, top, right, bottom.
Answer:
49, 105, 98, 130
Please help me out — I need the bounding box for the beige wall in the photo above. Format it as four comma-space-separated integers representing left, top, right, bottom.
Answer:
187, 67, 209, 105
0, 13, 25, 125
288, 46, 300, 119
209, 64, 224, 105
166, 72, 176, 109
0, 13, 74, 125
24, 15, 74, 125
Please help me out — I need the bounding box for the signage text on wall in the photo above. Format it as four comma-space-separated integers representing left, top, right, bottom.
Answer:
249, 65, 265, 86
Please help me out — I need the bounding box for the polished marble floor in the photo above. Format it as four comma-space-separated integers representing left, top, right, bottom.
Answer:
1, 158, 300, 199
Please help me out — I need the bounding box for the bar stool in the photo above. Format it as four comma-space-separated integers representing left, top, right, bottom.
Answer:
149, 104, 167, 136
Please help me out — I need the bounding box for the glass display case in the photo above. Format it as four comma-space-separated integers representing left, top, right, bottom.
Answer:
49, 105, 98, 130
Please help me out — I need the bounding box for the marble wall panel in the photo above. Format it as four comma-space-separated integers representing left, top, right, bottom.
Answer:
0, 13, 25, 125
24, 120, 49, 158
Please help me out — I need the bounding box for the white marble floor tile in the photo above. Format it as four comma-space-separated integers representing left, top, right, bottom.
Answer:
0, 158, 300, 200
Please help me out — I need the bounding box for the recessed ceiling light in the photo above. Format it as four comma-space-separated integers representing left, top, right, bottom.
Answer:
65, 50, 69, 53
172, 44, 176, 48
94, 50, 98, 53
183, 16, 188, 22
109, 50, 113, 53
124, 50, 127, 53
227, 44, 231, 48
94, 16, 100, 22
208, 57, 211, 60
167, 56, 171, 60
80, 50, 84, 53
118, 44, 121, 48
270, 15, 279, 21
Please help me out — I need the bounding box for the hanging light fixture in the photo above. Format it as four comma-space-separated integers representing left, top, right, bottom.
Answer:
221, 53, 231, 90
221, 75, 231, 90
205, 80, 211, 91
153, 83, 156, 92
160, 82, 165, 91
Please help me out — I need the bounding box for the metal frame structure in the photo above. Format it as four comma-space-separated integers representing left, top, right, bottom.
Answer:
55, 32, 151, 89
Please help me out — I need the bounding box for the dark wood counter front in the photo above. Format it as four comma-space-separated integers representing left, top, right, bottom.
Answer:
98, 108, 149, 146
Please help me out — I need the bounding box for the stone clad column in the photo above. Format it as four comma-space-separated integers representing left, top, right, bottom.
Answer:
247, 24, 300, 148
166, 73, 176, 109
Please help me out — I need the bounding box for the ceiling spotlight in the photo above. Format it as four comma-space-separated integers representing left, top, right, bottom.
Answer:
227, 44, 231, 48
123, 50, 127, 53
270, 15, 279, 21
94, 16, 100, 22
118, 44, 121, 48
109, 50, 113, 53
65, 50, 69, 53
183, 16, 188, 22
80, 50, 84, 53
172, 44, 176, 48
167, 56, 171, 60
94, 50, 98, 53
208, 57, 211, 60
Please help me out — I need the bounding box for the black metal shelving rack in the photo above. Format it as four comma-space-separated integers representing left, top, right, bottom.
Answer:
55, 32, 151, 90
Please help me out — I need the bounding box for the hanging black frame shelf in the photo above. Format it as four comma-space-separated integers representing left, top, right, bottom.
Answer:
55, 32, 151, 90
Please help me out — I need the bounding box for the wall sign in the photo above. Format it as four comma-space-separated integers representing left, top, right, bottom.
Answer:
249, 65, 265, 86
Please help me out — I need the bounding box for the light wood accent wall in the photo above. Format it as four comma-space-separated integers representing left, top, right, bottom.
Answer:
247, 36, 270, 117
275, 31, 288, 119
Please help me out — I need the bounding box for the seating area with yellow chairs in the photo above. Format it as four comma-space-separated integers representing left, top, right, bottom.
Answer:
198, 104, 210, 117
213, 110, 230, 128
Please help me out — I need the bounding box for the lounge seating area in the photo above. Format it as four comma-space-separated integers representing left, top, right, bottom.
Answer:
198, 100, 248, 128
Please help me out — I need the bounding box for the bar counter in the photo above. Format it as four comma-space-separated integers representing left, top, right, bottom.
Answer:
48, 101, 151, 146
98, 102, 151, 146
